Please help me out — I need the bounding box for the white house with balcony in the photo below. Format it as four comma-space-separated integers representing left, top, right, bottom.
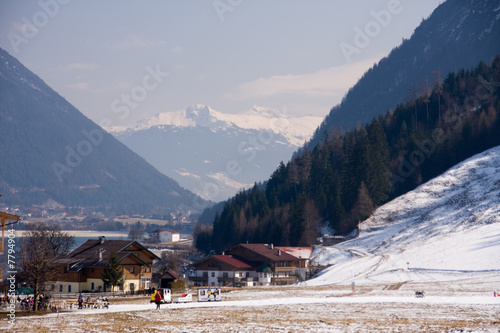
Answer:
191, 254, 274, 287
191, 244, 312, 286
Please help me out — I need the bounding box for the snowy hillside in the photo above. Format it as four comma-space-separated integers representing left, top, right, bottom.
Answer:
309, 146, 500, 286
107, 105, 322, 201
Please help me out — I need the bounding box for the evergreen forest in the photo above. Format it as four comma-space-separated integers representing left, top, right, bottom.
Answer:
194, 56, 500, 254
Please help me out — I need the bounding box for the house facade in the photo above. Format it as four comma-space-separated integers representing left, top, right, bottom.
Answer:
159, 229, 180, 243
49, 236, 160, 294
191, 254, 270, 287
153, 269, 180, 289
275, 246, 313, 281
191, 244, 312, 287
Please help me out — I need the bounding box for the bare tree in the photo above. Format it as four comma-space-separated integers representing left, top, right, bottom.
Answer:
19, 224, 74, 311
128, 226, 145, 241
155, 251, 181, 276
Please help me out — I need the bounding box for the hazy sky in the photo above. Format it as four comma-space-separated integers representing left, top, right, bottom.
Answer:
0, 0, 443, 128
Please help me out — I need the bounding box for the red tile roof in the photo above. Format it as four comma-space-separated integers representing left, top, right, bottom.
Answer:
235, 244, 299, 261
159, 229, 180, 234
212, 255, 253, 269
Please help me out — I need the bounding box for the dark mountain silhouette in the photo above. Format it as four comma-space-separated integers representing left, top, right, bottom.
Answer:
308, 0, 500, 149
0, 48, 208, 214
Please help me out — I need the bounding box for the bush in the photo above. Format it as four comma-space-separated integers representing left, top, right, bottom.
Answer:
169, 280, 186, 293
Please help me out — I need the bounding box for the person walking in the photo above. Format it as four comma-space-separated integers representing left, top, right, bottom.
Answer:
78, 293, 83, 309
153, 289, 162, 310
150, 288, 156, 304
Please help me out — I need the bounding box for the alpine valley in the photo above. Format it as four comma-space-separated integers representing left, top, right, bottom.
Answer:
108, 105, 322, 202
0, 47, 207, 215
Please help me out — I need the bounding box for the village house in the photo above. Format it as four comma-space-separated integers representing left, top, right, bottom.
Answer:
275, 246, 313, 281
155, 269, 180, 289
49, 236, 160, 294
158, 229, 180, 243
191, 243, 313, 287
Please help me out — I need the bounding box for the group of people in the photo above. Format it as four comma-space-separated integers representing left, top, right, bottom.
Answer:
10, 295, 49, 311
77, 293, 109, 309
151, 288, 162, 309
18, 296, 34, 310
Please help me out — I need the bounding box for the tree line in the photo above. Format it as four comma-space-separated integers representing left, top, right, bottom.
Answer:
195, 56, 500, 254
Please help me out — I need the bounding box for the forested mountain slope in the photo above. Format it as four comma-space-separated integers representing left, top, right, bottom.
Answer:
308, 0, 500, 149
195, 56, 500, 253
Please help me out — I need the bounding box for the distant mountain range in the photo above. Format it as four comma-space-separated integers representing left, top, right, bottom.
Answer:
0, 47, 207, 215
108, 105, 322, 201
308, 0, 500, 149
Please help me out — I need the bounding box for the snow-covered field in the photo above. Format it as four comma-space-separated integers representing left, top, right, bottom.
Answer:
5, 283, 500, 332
4, 147, 500, 332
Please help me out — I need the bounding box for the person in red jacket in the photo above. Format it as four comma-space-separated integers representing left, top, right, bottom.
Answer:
153, 289, 162, 309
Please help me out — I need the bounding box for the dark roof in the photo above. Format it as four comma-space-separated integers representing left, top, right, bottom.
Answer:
212, 255, 253, 269
52, 238, 160, 269
159, 229, 180, 234
191, 254, 254, 270
160, 269, 180, 280
234, 244, 299, 262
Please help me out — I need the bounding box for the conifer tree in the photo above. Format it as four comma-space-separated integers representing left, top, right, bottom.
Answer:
366, 119, 391, 205
102, 252, 124, 292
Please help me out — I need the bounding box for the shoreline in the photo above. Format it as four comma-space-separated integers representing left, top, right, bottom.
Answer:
13, 230, 129, 238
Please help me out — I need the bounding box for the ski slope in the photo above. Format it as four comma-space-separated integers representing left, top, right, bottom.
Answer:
309, 146, 500, 286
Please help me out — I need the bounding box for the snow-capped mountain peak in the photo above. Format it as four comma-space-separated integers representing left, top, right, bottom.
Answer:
108, 104, 323, 201
109, 104, 323, 147
184, 104, 222, 126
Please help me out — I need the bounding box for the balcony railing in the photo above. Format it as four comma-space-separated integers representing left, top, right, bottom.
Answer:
274, 266, 296, 273
190, 276, 208, 282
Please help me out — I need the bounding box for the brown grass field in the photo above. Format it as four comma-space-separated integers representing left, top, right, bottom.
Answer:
2, 282, 500, 332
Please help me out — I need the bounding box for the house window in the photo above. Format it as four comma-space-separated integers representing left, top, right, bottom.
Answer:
130, 267, 134, 273
239, 272, 243, 277
211, 272, 215, 277
246, 272, 250, 278
68, 285, 72, 293
203, 272, 208, 278
59, 285, 63, 292
223, 272, 228, 278
91, 282, 95, 290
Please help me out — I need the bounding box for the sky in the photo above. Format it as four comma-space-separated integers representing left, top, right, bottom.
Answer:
0, 0, 443, 128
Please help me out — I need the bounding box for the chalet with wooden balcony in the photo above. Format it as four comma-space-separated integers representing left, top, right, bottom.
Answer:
191, 243, 313, 287
49, 236, 160, 294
